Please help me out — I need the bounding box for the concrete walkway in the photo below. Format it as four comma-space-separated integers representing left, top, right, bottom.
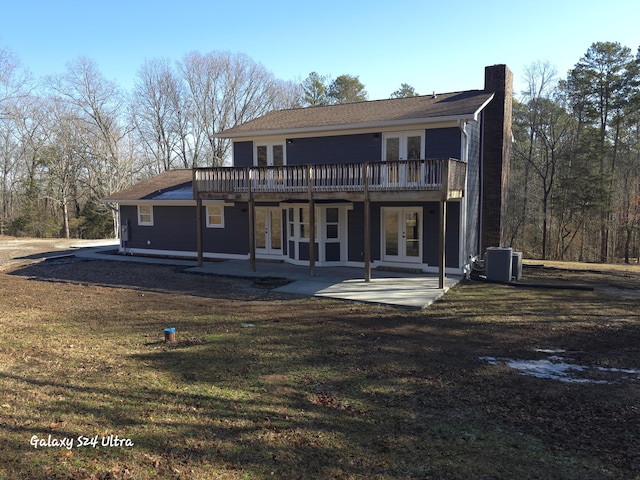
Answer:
73, 244, 461, 309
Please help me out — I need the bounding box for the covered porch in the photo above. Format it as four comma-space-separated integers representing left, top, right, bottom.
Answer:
193, 158, 466, 288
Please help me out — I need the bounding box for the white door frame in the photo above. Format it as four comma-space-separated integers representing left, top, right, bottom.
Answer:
382, 131, 425, 161
381, 206, 423, 264
254, 141, 286, 166
255, 206, 283, 257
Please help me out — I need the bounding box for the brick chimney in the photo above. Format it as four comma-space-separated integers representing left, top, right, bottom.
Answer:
481, 64, 513, 251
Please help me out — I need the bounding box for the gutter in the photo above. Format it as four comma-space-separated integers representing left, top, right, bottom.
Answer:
213, 109, 493, 140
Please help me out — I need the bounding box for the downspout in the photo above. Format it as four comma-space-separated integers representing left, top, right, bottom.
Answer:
478, 114, 485, 258
458, 119, 469, 274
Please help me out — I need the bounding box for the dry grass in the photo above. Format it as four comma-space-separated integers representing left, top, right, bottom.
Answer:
0, 252, 639, 479
524, 258, 640, 273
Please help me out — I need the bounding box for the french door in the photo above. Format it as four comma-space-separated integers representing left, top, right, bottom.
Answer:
255, 142, 285, 167
382, 132, 424, 186
255, 207, 282, 256
383, 132, 424, 161
255, 142, 285, 190
382, 207, 422, 263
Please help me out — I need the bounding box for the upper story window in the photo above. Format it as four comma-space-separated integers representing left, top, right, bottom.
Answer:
137, 205, 153, 226
255, 142, 285, 167
382, 131, 425, 161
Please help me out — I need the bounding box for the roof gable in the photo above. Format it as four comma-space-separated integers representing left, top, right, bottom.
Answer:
218, 90, 494, 138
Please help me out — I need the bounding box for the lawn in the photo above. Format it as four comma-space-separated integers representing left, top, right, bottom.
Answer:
0, 255, 639, 479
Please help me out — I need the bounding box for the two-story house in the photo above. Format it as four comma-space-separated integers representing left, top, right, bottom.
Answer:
104, 64, 512, 287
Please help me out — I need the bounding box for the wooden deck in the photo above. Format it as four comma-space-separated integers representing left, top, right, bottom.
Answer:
193, 158, 465, 202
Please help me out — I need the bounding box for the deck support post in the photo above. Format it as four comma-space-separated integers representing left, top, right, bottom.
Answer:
307, 166, 315, 277
196, 197, 204, 267
194, 169, 204, 267
364, 163, 371, 283
438, 199, 447, 289
248, 167, 256, 272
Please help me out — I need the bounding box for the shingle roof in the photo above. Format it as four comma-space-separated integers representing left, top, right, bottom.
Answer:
103, 169, 193, 202
218, 90, 494, 138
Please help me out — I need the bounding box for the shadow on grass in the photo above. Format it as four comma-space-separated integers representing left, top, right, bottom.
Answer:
8, 258, 294, 302
3, 262, 640, 478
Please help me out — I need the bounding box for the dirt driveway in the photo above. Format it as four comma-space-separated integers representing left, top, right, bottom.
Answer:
0, 236, 115, 271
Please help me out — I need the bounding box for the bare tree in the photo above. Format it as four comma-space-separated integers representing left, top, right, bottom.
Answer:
0, 46, 31, 233
0, 46, 30, 117
179, 51, 300, 166
40, 97, 82, 238
131, 58, 184, 173
509, 62, 558, 254
47, 57, 134, 236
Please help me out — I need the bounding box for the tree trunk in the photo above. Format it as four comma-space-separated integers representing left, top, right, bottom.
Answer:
541, 195, 548, 260
61, 201, 70, 238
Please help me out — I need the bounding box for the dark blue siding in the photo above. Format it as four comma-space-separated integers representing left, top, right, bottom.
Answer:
233, 141, 253, 167
422, 203, 439, 265
348, 203, 381, 262
298, 242, 318, 261
120, 204, 250, 255
326, 243, 341, 261
287, 134, 381, 165
425, 128, 461, 159
121, 205, 197, 252
202, 203, 249, 254
422, 201, 460, 268
120, 206, 143, 247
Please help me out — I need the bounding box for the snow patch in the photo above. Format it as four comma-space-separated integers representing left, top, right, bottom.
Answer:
479, 354, 640, 385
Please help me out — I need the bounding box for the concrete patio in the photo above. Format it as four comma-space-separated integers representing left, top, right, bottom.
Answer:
74, 244, 461, 309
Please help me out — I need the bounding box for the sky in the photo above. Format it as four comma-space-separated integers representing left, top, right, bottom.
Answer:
1, 0, 639, 101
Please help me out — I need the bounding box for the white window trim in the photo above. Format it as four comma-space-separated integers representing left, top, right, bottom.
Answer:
382, 130, 425, 160
206, 204, 225, 228
137, 205, 154, 226
254, 141, 287, 166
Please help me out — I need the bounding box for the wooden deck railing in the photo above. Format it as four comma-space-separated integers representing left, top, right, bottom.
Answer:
194, 158, 465, 197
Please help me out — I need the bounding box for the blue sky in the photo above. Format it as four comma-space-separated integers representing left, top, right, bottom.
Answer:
1, 0, 639, 100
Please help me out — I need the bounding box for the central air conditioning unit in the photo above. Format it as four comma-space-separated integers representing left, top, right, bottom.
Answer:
485, 247, 513, 283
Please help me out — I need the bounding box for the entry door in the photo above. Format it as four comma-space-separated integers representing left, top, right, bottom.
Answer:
383, 132, 423, 161
255, 143, 285, 189
255, 207, 282, 255
256, 143, 285, 166
383, 132, 424, 185
382, 207, 422, 263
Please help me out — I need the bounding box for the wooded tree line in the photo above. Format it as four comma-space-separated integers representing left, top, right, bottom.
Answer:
0, 51, 303, 238
1, 42, 639, 264
508, 42, 640, 263
0, 47, 396, 240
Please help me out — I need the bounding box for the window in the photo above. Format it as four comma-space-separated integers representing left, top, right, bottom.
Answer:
206, 204, 224, 228
288, 207, 295, 237
300, 207, 309, 239
326, 207, 339, 239
288, 206, 317, 240
138, 205, 153, 226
